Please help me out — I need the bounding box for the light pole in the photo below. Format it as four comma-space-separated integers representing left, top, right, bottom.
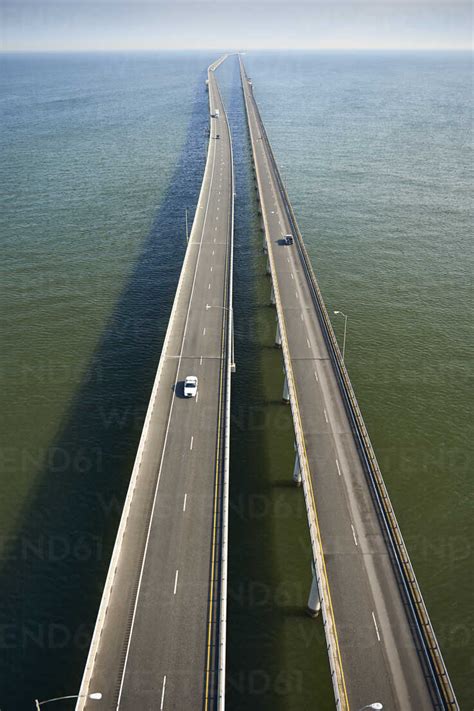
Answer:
35, 693, 102, 709
358, 704, 383, 711
334, 310, 348, 362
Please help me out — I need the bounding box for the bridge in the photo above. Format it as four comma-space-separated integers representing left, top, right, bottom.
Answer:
75, 52, 459, 711
239, 56, 458, 710
77, 55, 233, 710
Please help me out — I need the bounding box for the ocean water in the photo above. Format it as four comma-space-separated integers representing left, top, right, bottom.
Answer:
239, 50, 473, 707
0, 51, 214, 707
0, 52, 472, 709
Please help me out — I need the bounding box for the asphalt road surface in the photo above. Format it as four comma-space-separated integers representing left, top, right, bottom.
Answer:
78, 59, 232, 711
240, 58, 436, 710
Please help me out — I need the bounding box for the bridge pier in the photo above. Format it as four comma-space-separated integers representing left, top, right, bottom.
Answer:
270, 283, 275, 305
266, 257, 271, 275
307, 563, 321, 618
282, 372, 289, 403
292, 444, 302, 486
275, 319, 282, 347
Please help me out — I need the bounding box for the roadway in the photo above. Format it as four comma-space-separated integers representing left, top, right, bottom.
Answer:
77, 56, 233, 711
240, 56, 454, 710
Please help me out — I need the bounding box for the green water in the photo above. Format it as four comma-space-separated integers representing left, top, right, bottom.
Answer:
0, 51, 214, 707
0, 51, 472, 708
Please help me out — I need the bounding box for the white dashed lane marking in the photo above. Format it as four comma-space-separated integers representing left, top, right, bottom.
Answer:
351, 523, 358, 546
372, 612, 381, 642
160, 676, 166, 710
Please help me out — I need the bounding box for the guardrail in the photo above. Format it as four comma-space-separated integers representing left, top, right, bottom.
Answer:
240, 58, 458, 711
211, 67, 235, 711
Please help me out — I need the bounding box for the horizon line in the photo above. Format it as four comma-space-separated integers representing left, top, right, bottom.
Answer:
1, 46, 472, 54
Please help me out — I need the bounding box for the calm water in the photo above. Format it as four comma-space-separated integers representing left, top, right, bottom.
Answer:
0, 52, 472, 709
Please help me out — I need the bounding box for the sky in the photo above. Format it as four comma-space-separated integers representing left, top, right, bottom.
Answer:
0, 0, 472, 52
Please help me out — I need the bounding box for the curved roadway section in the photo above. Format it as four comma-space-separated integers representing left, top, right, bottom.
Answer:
77, 56, 233, 711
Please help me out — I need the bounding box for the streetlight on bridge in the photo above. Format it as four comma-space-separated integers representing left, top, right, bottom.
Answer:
358, 704, 383, 710
334, 309, 348, 362
35, 692, 102, 709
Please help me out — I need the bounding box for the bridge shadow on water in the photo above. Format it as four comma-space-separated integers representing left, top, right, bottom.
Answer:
225, 56, 295, 711
0, 72, 208, 709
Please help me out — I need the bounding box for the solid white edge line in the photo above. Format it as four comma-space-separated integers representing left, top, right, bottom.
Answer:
216, 58, 234, 711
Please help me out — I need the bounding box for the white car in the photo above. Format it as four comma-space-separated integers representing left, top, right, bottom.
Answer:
184, 376, 198, 398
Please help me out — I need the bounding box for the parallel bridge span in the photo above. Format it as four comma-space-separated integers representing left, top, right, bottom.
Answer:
240, 54, 458, 711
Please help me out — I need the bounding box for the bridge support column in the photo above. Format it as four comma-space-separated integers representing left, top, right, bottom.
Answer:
270, 283, 275, 305
292, 444, 302, 486
263, 234, 267, 253
266, 257, 271, 275
282, 372, 289, 403
307, 563, 321, 618
275, 320, 282, 348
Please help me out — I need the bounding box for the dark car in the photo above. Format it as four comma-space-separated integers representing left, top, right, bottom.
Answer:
284, 234, 294, 245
